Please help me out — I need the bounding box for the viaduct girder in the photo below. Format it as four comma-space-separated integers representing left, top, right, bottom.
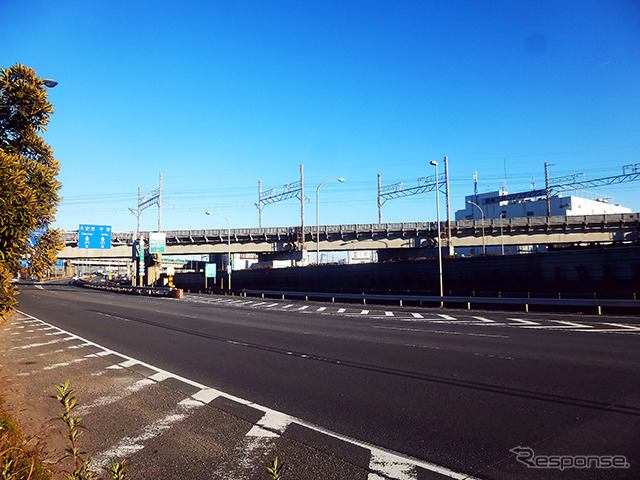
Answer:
58, 213, 640, 260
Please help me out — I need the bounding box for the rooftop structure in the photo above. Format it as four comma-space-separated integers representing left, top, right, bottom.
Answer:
456, 190, 631, 221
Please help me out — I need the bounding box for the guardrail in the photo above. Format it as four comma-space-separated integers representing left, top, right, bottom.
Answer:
75, 280, 183, 298
240, 289, 639, 315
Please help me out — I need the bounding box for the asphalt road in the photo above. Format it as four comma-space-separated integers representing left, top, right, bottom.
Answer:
11, 281, 640, 479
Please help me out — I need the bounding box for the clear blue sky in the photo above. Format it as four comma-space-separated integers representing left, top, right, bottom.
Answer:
2, 0, 639, 233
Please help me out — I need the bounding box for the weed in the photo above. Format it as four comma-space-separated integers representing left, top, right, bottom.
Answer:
266, 457, 284, 480
52, 380, 126, 480
0, 396, 48, 480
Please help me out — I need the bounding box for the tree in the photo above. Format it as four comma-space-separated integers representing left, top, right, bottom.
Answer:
0, 63, 62, 318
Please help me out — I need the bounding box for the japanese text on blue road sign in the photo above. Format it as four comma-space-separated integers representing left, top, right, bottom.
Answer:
79, 225, 112, 249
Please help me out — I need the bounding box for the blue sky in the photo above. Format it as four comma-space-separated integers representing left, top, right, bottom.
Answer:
2, 0, 639, 233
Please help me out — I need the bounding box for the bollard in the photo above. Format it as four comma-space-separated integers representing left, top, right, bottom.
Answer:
467, 302, 471, 310
525, 304, 529, 313
597, 305, 602, 315
400, 300, 403, 307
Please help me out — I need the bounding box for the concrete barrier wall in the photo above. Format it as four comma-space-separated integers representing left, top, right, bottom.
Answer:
175, 246, 640, 298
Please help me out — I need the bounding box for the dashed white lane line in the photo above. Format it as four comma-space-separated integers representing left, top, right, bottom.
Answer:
296, 306, 309, 311
472, 316, 495, 323
263, 303, 280, 308
385, 311, 394, 317
438, 314, 456, 320
281, 304, 294, 309
508, 318, 540, 326
317, 307, 327, 311
361, 310, 370, 315
411, 313, 423, 319
13, 310, 480, 480
337, 308, 346, 313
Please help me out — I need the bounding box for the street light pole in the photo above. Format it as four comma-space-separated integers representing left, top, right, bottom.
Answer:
316, 178, 345, 265
205, 211, 231, 292
466, 200, 486, 255
430, 161, 444, 307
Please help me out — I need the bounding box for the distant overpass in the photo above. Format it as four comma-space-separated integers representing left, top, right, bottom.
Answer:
59, 213, 640, 260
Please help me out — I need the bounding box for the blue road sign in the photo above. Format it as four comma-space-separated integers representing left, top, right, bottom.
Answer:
79, 225, 112, 249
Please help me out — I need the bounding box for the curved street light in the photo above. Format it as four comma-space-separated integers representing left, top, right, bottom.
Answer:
205, 211, 232, 291
316, 178, 345, 265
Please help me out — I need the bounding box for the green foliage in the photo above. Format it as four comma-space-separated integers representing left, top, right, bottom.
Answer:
52, 380, 127, 480
266, 457, 284, 480
1, 396, 50, 480
0, 63, 62, 317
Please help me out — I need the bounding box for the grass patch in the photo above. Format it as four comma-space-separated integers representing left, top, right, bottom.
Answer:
0, 396, 50, 480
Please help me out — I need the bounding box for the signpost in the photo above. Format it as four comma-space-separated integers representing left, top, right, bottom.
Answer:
149, 232, 166, 254
205, 263, 216, 290
79, 225, 112, 249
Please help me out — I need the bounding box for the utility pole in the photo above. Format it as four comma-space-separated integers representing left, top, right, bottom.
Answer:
377, 173, 382, 223
258, 179, 263, 228
300, 164, 305, 257
444, 156, 452, 254
255, 165, 307, 263
545, 162, 551, 217
158, 172, 162, 232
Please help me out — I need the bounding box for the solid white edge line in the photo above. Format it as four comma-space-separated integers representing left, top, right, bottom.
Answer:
14, 309, 480, 480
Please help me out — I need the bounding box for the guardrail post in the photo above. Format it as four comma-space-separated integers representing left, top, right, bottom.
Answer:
399, 299, 403, 307
525, 304, 529, 313
467, 302, 471, 310
597, 305, 602, 315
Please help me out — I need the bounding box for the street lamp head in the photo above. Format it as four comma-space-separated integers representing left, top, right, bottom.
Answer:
42, 79, 58, 88
430, 161, 438, 166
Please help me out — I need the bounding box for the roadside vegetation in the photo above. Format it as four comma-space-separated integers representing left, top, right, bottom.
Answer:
0, 395, 50, 480
0, 63, 63, 319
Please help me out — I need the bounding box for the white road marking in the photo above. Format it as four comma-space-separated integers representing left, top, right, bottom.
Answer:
361, 310, 370, 315
471, 316, 495, 323
438, 314, 456, 320
296, 306, 309, 311
385, 311, 394, 317
337, 308, 346, 313
316, 307, 327, 312
13, 309, 481, 480
411, 313, 423, 319
369, 450, 417, 480
91, 396, 205, 469
509, 318, 540, 326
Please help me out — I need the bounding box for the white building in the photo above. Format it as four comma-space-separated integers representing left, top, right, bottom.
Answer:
455, 190, 631, 220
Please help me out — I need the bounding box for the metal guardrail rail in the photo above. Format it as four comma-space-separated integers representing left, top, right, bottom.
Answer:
240, 289, 640, 314
75, 280, 181, 297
